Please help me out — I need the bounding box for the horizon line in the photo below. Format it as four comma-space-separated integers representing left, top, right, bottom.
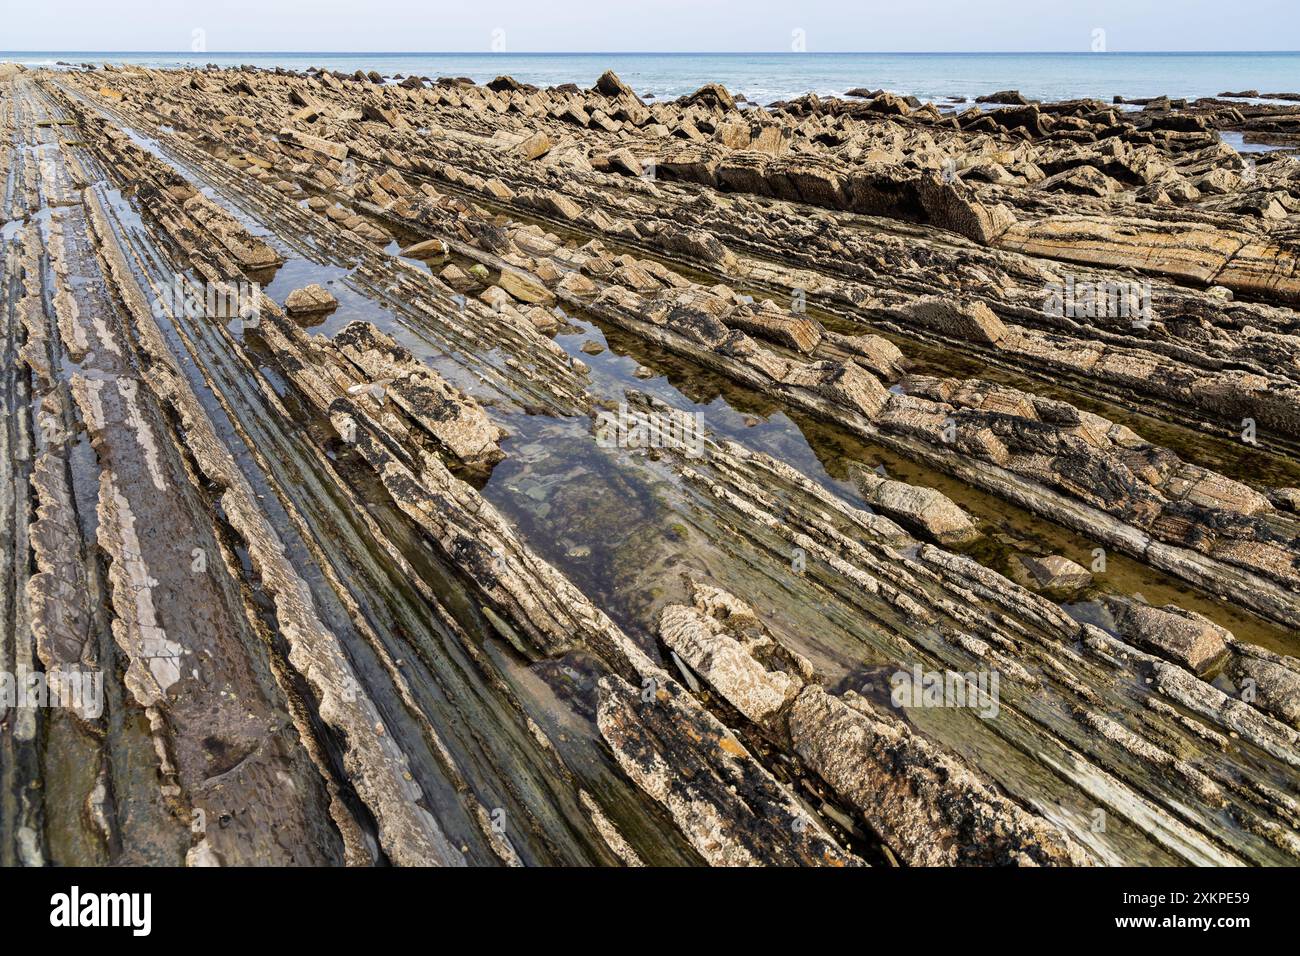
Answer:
5, 49, 1300, 56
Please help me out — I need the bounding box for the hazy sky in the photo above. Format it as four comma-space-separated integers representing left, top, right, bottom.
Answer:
2, 0, 1296, 52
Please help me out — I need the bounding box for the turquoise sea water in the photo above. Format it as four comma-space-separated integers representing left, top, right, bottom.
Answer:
3, 51, 1298, 106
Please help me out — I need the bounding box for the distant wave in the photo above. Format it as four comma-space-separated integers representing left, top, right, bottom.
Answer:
3, 51, 1298, 104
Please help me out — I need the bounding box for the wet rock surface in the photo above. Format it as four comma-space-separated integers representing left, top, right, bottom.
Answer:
1, 63, 1298, 868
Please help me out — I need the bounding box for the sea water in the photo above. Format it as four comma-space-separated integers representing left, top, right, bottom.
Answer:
4, 50, 1299, 106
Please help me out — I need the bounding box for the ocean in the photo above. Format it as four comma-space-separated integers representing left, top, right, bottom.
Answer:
3, 51, 1299, 106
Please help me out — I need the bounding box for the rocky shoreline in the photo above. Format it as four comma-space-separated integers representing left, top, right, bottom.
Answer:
1, 60, 1298, 866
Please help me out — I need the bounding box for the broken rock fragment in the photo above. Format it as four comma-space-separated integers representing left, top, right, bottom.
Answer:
851, 466, 980, 545
1107, 599, 1231, 676
660, 583, 812, 728
1020, 554, 1093, 591
284, 283, 339, 318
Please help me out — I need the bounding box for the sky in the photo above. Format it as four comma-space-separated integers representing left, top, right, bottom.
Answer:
1, 0, 1297, 52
